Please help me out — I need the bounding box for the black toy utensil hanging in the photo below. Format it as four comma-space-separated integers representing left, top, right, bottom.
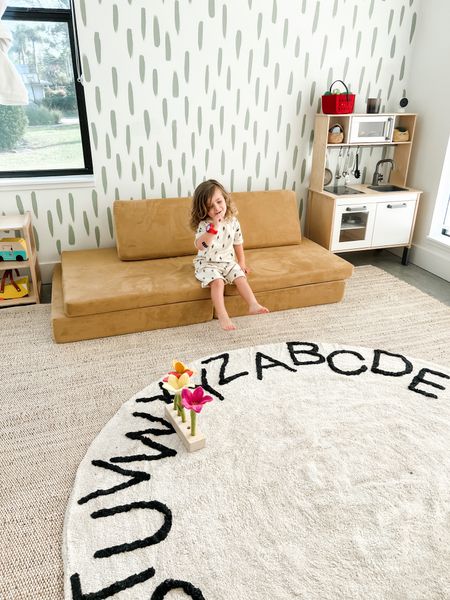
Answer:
354, 147, 361, 179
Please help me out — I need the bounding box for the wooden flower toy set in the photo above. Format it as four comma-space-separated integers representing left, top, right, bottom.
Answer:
162, 360, 213, 452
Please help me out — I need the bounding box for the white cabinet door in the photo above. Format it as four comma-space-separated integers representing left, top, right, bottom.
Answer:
372, 200, 416, 247
331, 202, 376, 251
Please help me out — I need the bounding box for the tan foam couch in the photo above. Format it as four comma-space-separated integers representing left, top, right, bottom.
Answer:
51, 190, 353, 342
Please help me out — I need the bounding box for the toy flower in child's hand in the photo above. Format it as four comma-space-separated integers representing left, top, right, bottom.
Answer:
181, 386, 213, 413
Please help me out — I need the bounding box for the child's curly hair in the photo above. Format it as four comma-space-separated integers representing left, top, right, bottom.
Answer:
190, 179, 237, 230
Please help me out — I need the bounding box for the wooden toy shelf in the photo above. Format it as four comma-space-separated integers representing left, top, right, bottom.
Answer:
309, 113, 417, 192
0, 212, 41, 307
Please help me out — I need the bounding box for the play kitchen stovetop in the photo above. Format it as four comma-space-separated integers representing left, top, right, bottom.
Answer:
323, 185, 364, 196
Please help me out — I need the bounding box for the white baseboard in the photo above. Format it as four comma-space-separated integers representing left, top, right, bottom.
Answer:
40, 261, 59, 285
409, 243, 450, 282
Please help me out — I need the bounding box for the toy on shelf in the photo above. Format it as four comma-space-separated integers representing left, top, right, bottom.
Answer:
0, 269, 29, 300
321, 79, 355, 115
0, 213, 41, 306
162, 360, 213, 452
0, 237, 28, 262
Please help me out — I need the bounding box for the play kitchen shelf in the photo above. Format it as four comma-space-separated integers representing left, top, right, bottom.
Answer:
306, 113, 421, 265
0, 212, 41, 307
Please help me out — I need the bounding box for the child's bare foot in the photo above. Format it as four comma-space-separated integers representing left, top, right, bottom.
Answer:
249, 302, 269, 315
217, 314, 237, 330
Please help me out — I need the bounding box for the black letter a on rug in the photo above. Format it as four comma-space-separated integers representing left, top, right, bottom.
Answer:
255, 351, 296, 380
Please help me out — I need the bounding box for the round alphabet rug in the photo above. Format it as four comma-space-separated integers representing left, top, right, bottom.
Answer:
63, 342, 450, 600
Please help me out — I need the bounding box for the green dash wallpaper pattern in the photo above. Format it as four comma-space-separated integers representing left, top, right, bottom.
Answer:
0, 0, 419, 275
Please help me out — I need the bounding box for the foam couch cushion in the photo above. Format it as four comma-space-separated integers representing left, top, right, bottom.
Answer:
52, 265, 213, 343
114, 197, 194, 260
232, 189, 301, 249
61, 247, 209, 317
114, 189, 302, 261
224, 239, 353, 295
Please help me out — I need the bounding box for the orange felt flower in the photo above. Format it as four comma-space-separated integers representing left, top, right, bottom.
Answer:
169, 360, 194, 378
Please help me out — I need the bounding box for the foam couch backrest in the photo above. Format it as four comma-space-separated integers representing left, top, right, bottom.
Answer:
231, 190, 301, 249
114, 196, 194, 260
114, 190, 301, 260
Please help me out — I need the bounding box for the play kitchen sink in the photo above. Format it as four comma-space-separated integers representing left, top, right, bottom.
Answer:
367, 184, 408, 192
323, 185, 364, 195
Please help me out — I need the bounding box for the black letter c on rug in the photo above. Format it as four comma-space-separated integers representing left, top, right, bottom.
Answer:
327, 350, 368, 376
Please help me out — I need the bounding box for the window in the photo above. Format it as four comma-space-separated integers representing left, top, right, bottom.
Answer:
442, 196, 450, 238
429, 134, 450, 246
0, 0, 92, 178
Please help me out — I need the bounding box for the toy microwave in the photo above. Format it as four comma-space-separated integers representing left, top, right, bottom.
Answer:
348, 115, 395, 144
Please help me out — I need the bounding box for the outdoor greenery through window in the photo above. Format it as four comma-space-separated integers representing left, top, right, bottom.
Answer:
0, 0, 92, 178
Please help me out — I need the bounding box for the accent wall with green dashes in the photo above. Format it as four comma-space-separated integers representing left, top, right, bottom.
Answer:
0, 0, 419, 278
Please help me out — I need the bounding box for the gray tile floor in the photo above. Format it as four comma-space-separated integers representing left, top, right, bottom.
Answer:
40, 282, 52, 304
39, 249, 450, 307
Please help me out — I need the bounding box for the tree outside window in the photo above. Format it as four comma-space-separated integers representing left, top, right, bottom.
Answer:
0, 0, 92, 177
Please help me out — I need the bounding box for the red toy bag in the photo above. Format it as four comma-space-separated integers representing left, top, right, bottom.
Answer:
321, 80, 355, 114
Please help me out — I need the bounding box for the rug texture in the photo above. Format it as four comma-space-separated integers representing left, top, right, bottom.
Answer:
0, 266, 450, 599
63, 342, 450, 600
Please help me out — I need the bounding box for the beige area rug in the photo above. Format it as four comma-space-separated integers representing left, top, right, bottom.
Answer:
0, 265, 450, 599
63, 342, 450, 600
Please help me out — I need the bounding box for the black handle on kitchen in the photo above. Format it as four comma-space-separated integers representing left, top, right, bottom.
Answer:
329, 80, 350, 100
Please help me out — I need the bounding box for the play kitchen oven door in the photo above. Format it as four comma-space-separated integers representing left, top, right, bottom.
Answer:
331, 202, 376, 251
348, 115, 394, 143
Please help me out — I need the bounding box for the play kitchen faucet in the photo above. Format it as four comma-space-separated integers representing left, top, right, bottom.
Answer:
371, 159, 395, 185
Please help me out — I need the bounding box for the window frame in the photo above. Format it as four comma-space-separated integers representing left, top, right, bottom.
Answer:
428, 134, 450, 247
441, 196, 450, 238
1, 5, 93, 179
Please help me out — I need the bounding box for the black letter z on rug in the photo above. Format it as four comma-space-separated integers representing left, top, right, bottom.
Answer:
201, 352, 249, 385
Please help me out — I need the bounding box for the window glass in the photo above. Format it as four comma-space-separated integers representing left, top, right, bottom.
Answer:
7, 1, 70, 8
0, 17, 87, 174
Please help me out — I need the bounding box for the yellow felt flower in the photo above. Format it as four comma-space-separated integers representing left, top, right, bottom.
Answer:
162, 372, 191, 394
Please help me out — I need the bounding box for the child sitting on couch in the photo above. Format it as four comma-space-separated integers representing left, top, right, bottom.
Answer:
190, 179, 269, 331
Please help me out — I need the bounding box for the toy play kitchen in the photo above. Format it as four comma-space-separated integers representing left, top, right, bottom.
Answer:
306, 111, 422, 266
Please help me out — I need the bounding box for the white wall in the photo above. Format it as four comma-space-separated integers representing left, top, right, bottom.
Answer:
0, 0, 421, 282
406, 0, 450, 281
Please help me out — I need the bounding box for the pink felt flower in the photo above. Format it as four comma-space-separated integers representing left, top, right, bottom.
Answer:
181, 386, 213, 413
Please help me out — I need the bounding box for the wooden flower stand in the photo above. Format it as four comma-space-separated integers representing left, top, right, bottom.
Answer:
164, 406, 206, 452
